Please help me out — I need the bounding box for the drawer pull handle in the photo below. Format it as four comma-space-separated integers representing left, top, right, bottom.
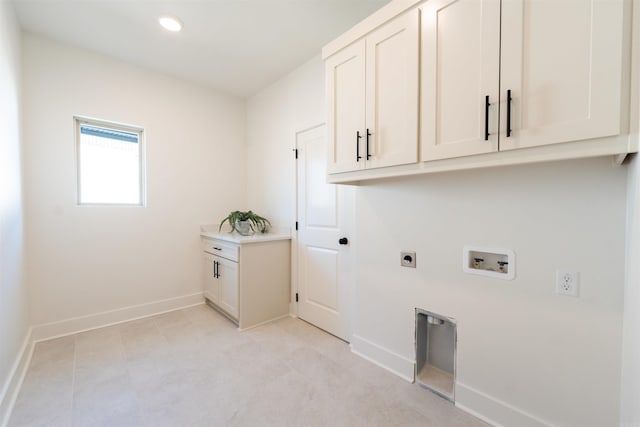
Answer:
484, 95, 490, 141
213, 247, 222, 251
506, 89, 512, 138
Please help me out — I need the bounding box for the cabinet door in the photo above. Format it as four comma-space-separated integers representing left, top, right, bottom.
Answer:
202, 253, 218, 304
217, 257, 239, 319
326, 40, 366, 174
365, 9, 419, 169
499, 0, 624, 151
421, 0, 501, 161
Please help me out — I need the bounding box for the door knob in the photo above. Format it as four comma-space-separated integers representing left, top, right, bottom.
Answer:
339, 237, 349, 245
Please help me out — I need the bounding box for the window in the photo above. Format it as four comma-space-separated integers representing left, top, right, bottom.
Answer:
75, 117, 145, 205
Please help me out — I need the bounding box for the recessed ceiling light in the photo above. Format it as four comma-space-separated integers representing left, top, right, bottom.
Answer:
159, 16, 183, 32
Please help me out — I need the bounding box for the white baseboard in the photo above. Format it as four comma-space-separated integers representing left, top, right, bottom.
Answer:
454, 382, 551, 427
237, 314, 291, 332
0, 328, 34, 427
350, 334, 552, 427
350, 334, 415, 382
31, 292, 204, 342
1, 293, 205, 426
5, 299, 551, 427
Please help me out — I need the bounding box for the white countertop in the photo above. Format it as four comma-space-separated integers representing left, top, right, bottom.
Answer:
200, 231, 291, 244
200, 224, 291, 244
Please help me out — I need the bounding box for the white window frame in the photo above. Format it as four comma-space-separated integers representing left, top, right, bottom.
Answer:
74, 116, 146, 206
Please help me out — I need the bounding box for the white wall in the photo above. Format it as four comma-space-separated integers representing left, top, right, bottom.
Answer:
247, 55, 629, 426
245, 55, 324, 226
621, 155, 640, 427
354, 158, 626, 426
619, 2, 640, 424
0, 0, 28, 422
22, 34, 246, 327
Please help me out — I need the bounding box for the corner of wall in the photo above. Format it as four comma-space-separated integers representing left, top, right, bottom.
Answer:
620, 154, 640, 426
619, 0, 640, 423
0, 330, 33, 427
0, 0, 30, 425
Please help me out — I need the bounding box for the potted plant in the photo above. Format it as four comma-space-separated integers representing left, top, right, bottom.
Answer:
219, 210, 271, 236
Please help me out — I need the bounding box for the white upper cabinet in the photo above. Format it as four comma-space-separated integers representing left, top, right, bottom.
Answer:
421, 0, 625, 161
326, 41, 366, 173
421, 0, 501, 161
327, 9, 419, 173
499, 0, 624, 151
365, 10, 420, 169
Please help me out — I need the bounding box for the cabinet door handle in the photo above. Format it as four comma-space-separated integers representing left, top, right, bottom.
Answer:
213, 260, 217, 278
484, 95, 490, 141
506, 89, 512, 138
356, 131, 362, 162
366, 128, 371, 160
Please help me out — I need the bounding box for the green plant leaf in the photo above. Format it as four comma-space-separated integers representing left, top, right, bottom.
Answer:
219, 210, 271, 234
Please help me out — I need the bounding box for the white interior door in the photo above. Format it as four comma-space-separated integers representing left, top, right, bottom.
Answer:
296, 125, 353, 341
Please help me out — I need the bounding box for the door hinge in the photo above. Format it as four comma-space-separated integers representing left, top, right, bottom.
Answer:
293, 148, 298, 159
295, 221, 298, 231
295, 293, 299, 302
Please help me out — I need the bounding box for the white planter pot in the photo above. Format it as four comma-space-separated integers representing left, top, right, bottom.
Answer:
236, 220, 252, 236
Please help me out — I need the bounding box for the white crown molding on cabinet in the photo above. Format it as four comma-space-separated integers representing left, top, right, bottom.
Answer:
322, 0, 420, 59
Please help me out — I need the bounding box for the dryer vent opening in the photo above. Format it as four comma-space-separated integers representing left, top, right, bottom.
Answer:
415, 309, 456, 402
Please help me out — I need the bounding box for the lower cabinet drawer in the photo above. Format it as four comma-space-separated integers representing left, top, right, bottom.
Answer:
202, 238, 239, 262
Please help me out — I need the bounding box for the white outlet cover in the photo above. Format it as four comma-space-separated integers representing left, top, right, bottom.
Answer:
555, 270, 580, 297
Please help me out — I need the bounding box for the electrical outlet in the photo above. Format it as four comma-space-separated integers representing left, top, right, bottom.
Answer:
400, 251, 416, 268
556, 271, 579, 296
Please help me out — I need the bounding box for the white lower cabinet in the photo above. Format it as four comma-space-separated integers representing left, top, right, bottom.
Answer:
201, 234, 291, 330
202, 252, 219, 305
217, 256, 239, 318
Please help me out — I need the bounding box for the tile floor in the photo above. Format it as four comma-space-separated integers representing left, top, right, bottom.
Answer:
8, 304, 487, 427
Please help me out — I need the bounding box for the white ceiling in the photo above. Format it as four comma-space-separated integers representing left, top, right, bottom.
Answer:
11, 0, 390, 98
